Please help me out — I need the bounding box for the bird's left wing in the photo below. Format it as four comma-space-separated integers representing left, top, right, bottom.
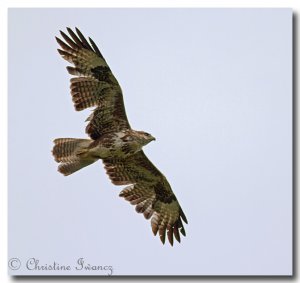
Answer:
103, 151, 188, 246
56, 27, 130, 140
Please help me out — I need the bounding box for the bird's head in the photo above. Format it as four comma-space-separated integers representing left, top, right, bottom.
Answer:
136, 130, 156, 145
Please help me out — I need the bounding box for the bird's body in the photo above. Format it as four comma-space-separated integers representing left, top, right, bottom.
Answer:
52, 27, 187, 245
89, 130, 155, 158
53, 129, 155, 175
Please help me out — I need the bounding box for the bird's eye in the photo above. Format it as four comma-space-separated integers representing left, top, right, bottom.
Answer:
145, 133, 150, 136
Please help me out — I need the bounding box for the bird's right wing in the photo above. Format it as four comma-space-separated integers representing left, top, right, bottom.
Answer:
103, 151, 188, 246
56, 27, 131, 140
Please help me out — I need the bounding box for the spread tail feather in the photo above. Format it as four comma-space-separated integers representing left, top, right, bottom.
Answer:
57, 159, 96, 176
52, 138, 97, 176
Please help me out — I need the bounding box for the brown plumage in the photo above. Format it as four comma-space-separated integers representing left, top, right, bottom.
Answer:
52, 27, 188, 245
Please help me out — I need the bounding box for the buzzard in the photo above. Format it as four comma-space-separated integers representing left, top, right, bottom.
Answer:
52, 28, 188, 245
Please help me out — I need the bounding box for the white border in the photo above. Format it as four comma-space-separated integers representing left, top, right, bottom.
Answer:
0, 0, 299, 8
1, 1, 298, 282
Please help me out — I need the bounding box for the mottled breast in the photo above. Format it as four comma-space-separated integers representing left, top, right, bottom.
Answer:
89, 131, 142, 159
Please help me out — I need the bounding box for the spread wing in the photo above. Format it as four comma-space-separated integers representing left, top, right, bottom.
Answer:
103, 151, 188, 246
56, 27, 130, 140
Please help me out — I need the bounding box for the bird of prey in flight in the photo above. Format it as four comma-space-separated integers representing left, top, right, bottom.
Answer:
52, 27, 188, 245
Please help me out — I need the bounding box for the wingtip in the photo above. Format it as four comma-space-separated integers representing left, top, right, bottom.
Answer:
75, 27, 81, 34
59, 29, 67, 37
152, 226, 158, 236
180, 209, 188, 224
57, 49, 65, 55
180, 227, 186, 237
160, 236, 166, 245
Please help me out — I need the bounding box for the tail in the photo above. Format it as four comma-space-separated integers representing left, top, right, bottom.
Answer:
52, 138, 97, 176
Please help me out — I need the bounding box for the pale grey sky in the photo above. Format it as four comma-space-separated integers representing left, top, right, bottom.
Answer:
8, 8, 292, 275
